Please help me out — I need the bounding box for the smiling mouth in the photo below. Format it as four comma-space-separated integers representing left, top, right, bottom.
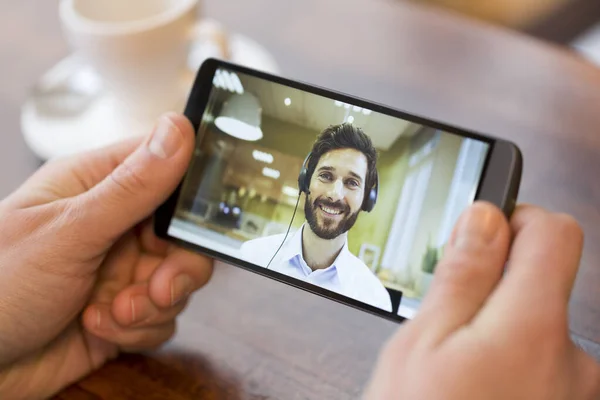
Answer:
319, 204, 344, 216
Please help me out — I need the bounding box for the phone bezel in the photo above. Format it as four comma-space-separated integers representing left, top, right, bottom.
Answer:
154, 58, 522, 324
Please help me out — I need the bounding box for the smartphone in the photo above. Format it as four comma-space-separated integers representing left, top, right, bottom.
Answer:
154, 58, 522, 323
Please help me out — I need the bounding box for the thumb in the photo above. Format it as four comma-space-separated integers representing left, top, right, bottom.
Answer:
411, 201, 511, 345
77, 112, 195, 242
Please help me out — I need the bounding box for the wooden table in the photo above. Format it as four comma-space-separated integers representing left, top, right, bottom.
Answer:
3, 0, 600, 398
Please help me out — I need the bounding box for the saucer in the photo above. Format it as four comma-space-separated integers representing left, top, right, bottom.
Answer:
21, 21, 280, 161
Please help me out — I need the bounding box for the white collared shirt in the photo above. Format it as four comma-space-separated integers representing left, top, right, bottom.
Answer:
240, 224, 392, 312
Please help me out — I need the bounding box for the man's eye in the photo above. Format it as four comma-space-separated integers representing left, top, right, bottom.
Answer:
319, 173, 332, 181
347, 180, 359, 188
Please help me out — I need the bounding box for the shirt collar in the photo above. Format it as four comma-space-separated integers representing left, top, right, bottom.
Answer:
278, 223, 355, 287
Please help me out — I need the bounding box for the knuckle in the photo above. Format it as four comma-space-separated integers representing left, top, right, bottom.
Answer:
59, 197, 85, 227
584, 362, 600, 398
511, 309, 567, 349
109, 159, 148, 197
552, 213, 584, 241
435, 253, 492, 290
54, 198, 104, 256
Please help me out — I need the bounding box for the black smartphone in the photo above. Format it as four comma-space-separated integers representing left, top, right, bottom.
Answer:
154, 58, 522, 323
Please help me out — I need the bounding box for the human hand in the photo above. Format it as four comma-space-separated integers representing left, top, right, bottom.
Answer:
364, 202, 600, 399
0, 113, 213, 399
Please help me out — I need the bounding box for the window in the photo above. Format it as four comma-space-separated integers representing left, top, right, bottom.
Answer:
436, 138, 489, 247
380, 133, 439, 274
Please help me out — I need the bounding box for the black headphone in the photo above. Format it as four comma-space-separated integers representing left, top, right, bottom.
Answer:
297, 152, 379, 213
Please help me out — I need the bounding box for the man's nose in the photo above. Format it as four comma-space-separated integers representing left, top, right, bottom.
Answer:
326, 179, 344, 200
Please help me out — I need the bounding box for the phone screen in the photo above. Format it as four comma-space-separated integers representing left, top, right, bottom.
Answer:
166, 66, 492, 319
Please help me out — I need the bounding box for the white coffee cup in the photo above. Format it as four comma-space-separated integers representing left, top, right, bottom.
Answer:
59, 0, 226, 134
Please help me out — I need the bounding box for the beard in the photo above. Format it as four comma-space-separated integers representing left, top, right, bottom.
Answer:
304, 195, 360, 240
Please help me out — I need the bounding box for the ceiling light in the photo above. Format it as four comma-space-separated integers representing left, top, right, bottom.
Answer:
213, 71, 226, 90
230, 72, 244, 94
334, 100, 343, 107
253, 150, 274, 164
353, 106, 362, 112
213, 69, 244, 94
215, 117, 263, 141
344, 103, 351, 109
347, 116, 355, 124
221, 71, 237, 93
362, 109, 372, 115
262, 167, 281, 179
282, 186, 298, 197
214, 92, 263, 141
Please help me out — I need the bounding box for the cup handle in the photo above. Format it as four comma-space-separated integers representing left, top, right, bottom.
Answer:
187, 18, 231, 71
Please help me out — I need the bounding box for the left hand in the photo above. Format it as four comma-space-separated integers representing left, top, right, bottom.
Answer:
0, 112, 213, 399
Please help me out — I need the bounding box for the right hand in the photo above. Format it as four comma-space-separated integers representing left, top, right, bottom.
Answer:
364, 202, 600, 399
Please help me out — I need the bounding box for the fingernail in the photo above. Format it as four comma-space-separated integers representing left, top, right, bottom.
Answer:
171, 275, 193, 306
131, 296, 156, 324
452, 203, 502, 250
148, 115, 183, 159
95, 308, 117, 331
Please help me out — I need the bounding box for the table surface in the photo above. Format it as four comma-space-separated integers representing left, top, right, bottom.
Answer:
3, 0, 600, 398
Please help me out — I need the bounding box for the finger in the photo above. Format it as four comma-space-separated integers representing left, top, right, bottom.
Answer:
89, 232, 138, 304
5, 136, 143, 209
477, 205, 584, 327
76, 112, 196, 244
573, 348, 600, 399
138, 219, 170, 257
108, 282, 188, 328
509, 205, 583, 305
148, 247, 214, 309
82, 303, 176, 351
412, 201, 510, 345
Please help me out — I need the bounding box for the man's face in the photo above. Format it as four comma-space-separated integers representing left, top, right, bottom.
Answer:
304, 148, 368, 240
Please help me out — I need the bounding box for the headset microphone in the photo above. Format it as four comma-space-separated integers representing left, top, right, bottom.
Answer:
265, 154, 313, 270
265, 191, 301, 270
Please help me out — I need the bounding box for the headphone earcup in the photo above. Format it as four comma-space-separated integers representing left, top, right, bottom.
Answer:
362, 188, 377, 212
362, 171, 379, 212
298, 152, 312, 195
298, 168, 308, 194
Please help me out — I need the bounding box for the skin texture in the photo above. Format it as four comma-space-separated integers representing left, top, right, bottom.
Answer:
364, 202, 600, 400
0, 113, 213, 399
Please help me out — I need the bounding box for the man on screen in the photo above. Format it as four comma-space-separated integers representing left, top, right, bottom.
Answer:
241, 123, 392, 312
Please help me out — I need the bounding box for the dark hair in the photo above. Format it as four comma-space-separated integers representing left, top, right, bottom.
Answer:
306, 123, 378, 193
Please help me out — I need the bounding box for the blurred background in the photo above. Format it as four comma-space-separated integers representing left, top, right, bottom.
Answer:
415, 0, 600, 57
0, 0, 600, 197
2, 0, 600, 200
